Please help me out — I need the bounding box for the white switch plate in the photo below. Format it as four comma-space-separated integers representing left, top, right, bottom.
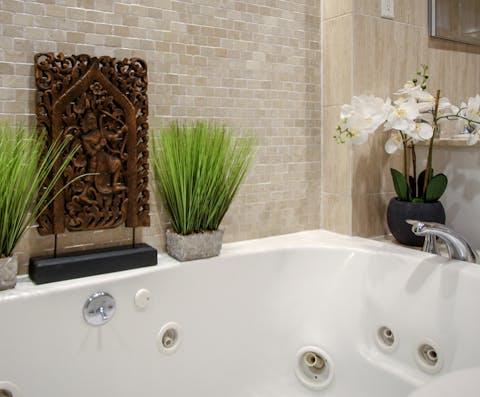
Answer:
381, 0, 394, 19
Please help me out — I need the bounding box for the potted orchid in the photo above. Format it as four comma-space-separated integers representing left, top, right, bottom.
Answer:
335, 65, 480, 245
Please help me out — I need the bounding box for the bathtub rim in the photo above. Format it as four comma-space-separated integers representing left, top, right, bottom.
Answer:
2, 229, 465, 301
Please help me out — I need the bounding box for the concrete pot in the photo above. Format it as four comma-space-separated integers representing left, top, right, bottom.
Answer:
166, 229, 224, 261
0, 255, 18, 291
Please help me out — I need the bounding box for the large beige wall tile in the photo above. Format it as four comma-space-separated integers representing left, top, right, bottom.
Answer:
323, 0, 353, 21
396, 0, 428, 27
355, 0, 426, 27
351, 132, 398, 195
353, 15, 427, 96
427, 40, 480, 104
352, 192, 390, 237
323, 105, 351, 195
323, 14, 353, 106
354, 0, 380, 18
322, 193, 351, 234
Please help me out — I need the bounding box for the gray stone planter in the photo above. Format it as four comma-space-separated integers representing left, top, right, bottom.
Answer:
0, 255, 17, 291
166, 229, 224, 261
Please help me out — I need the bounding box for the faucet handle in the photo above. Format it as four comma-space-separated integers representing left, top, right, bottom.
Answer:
405, 219, 448, 234
407, 219, 479, 264
405, 220, 443, 254
422, 233, 439, 255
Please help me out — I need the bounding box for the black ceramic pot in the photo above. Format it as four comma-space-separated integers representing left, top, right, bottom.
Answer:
386, 198, 446, 247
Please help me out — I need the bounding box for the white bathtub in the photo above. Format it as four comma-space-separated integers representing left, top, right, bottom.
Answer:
1, 230, 480, 397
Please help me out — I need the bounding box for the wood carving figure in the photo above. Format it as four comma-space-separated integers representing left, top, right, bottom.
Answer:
81, 110, 126, 194
34, 53, 150, 235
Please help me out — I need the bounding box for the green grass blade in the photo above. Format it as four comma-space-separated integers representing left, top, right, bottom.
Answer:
152, 121, 255, 235
0, 124, 82, 256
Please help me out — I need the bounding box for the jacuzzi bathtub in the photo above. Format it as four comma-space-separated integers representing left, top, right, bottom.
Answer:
1, 230, 480, 397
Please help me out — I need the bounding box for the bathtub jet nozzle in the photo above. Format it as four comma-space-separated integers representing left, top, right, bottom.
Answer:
303, 352, 325, 370
295, 346, 334, 390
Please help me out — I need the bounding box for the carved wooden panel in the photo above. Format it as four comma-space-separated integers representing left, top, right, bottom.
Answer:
34, 53, 150, 235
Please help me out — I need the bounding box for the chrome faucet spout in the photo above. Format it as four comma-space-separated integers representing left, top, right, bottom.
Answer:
407, 219, 479, 264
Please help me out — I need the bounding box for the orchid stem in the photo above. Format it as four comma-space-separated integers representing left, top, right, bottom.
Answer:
411, 143, 417, 197
423, 89, 441, 200
402, 132, 411, 199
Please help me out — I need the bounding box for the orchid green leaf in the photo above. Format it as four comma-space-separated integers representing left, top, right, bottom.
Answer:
425, 173, 448, 202
390, 168, 409, 201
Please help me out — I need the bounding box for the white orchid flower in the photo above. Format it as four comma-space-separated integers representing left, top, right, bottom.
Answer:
395, 81, 434, 103
347, 95, 391, 133
437, 97, 459, 114
348, 128, 370, 145
339, 95, 392, 144
340, 103, 354, 120
385, 131, 404, 154
393, 96, 408, 106
409, 122, 433, 141
415, 96, 457, 114
385, 97, 419, 132
417, 101, 434, 113
414, 90, 434, 103
464, 112, 480, 146
394, 80, 418, 96
461, 95, 480, 123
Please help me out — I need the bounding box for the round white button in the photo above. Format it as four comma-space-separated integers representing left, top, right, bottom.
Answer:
134, 288, 151, 309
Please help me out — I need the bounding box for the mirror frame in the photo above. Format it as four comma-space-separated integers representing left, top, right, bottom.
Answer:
429, 0, 480, 46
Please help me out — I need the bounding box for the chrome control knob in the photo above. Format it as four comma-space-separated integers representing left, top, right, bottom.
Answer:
83, 291, 116, 326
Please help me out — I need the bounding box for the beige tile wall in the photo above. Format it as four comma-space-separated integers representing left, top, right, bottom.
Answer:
0, 0, 322, 273
7, 0, 478, 272
322, 0, 480, 237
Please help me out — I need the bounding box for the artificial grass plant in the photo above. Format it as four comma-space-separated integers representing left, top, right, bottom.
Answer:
152, 121, 255, 235
0, 124, 77, 257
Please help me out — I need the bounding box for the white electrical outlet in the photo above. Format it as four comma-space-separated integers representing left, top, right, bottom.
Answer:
381, 0, 394, 19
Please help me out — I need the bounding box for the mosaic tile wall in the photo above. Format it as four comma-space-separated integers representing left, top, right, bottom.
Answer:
0, 0, 321, 273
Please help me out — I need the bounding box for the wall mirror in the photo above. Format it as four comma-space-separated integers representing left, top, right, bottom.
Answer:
429, 0, 480, 46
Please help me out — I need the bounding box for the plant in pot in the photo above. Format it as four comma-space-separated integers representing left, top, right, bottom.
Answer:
335, 65, 480, 246
151, 121, 255, 261
0, 124, 78, 290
